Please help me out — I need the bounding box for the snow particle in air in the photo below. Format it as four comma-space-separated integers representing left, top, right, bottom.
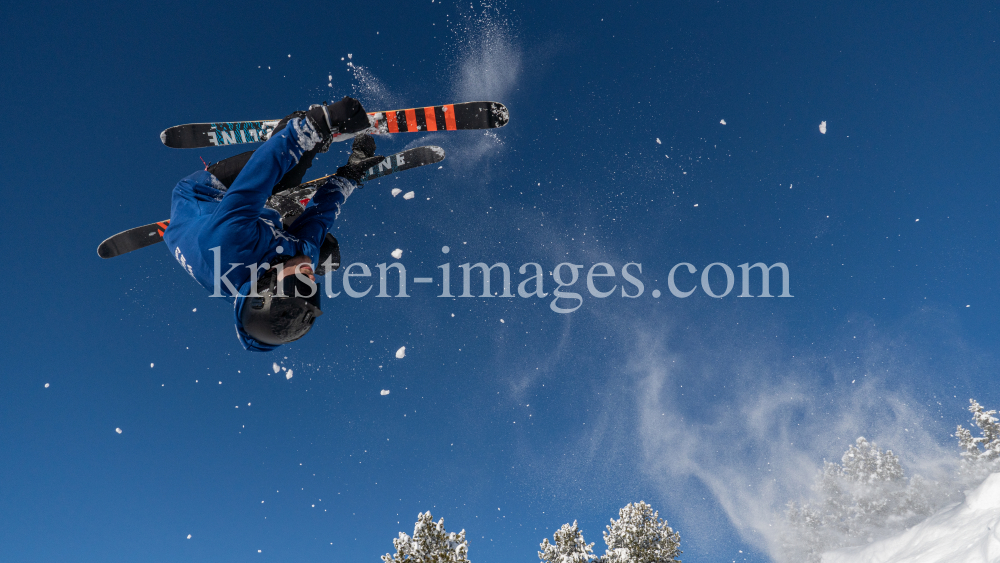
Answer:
115, 428, 122, 434
694, 203, 699, 207
391, 188, 402, 196
285, 370, 293, 380
403, 191, 415, 200
442, 246, 450, 254
720, 119, 726, 125
391, 248, 403, 259
348, 54, 352, 59
44, 383, 49, 388
272, 363, 280, 374
652, 289, 662, 298
187, 534, 191, 539
819, 121, 827, 134
381, 389, 390, 396
500, 319, 505, 323
150, 363, 154, 368
395, 346, 406, 359
656, 138, 662, 144
915, 218, 920, 222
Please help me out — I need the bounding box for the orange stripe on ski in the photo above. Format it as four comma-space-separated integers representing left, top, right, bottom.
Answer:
404, 108, 418, 131
443, 104, 457, 130
156, 220, 169, 236
424, 106, 437, 131
386, 111, 399, 133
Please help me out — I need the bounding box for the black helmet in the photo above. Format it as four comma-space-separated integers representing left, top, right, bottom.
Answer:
239, 268, 323, 346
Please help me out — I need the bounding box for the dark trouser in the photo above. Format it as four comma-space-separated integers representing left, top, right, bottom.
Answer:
206, 111, 320, 195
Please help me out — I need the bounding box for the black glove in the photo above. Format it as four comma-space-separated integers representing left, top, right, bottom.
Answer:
335, 134, 384, 182
307, 97, 370, 138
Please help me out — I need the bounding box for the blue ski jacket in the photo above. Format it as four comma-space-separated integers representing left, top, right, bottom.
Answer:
164, 117, 350, 352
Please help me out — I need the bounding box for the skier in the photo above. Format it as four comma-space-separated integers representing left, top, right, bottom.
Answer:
164, 97, 383, 352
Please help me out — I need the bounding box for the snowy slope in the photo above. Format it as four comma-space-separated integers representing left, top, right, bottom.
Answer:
822, 473, 1000, 563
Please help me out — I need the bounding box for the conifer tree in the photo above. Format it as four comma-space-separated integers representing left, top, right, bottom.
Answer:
538, 502, 680, 563
538, 521, 595, 563
601, 501, 681, 563
383, 511, 470, 563
956, 398, 1000, 484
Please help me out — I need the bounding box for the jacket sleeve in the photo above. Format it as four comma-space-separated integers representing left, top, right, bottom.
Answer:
284, 177, 352, 249
211, 117, 323, 230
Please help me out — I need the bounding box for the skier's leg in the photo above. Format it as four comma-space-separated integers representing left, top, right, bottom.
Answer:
273, 150, 318, 195
211, 116, 324, 225
268, 100, 371, 194
212, 98, 370, 224
204, 109, 321, 195
206, 151, 255, 189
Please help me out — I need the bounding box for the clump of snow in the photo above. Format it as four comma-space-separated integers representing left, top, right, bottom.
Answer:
403, 191, 415, 200
115, 428, 122, 434
192, 308, 197, 312
186, 534, 191, 539
391, 248, 403, 259
391, 188, 402, 197
823, 472, 1000, 563
395, 346, 406, 359
272, 363, 280, 374
820, 121, 828, 134
44, 383, 49, 388
381, 389, 390, 396
656, 138, 662, 144
285, 370, 293, 380
150, 363, 154, 368
720, 119, 726, 125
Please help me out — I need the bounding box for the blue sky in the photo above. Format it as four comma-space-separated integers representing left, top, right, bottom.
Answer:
1, 1, 998, 562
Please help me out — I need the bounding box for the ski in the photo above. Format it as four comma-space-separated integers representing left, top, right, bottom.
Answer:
160, 101, 508, 149
96, 145, 445, 259
97, 220, 171, 259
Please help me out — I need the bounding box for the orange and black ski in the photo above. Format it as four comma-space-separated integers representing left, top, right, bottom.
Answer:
161, 101, 508, 149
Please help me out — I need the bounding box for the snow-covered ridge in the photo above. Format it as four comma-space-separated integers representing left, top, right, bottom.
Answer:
822, 472, 1000, 563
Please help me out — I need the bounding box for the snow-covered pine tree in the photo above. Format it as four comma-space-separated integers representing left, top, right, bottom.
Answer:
837, 437, 907, 534
601, 501, 681, 563
956, 398, 1000, 484
781, 437, 941, 563
382, 511, 470, 563
538, 521, 596, 563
